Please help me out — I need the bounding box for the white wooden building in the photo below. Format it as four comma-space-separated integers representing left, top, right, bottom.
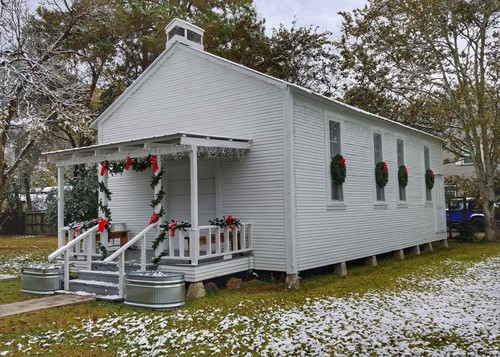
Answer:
45, 19, 446, 297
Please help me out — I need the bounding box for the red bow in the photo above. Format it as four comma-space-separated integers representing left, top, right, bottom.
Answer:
168, 220, 178, 237
150, 212, 158, 224
403, 166, 408, 177
226, 215, 234, 232
429, 169, 435, 178
100, 162, 107, 176
125, 156, 133, 170
97, 217, 108, 233
339, 156, 346, 171
73, 222, 83, 236
149, 155, 159, 173
382, 162, 387, 174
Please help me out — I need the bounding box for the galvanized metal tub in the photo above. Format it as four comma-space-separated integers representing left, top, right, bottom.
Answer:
124, 271, 185, 309
21, 264, 63, 294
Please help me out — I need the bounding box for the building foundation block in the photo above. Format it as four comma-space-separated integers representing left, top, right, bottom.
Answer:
286, 273, 300, 289
441, 239, 449, 249
334, 262, 348, 277
365, 255, 377, 267
394, 249, 405, 260
186, 282, 205, 300
423, 242, 433, 252
411, 245, 421, 255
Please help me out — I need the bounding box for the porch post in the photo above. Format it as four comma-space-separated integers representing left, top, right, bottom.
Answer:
154, 159, 164, 257
190, 145, 199, 265
57, 166, 65, 249
98, 163, 109, 250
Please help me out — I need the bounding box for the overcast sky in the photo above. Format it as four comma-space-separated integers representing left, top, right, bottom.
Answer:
253, 0, 368, 36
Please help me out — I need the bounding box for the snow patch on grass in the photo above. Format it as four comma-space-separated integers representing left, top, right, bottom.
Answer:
2, 257, 499, 355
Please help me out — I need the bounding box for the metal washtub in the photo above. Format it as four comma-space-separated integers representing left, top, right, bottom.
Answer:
124, 271, 185, 309
21, 264, 63, 294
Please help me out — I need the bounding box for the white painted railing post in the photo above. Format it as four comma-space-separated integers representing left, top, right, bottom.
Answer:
118, 254, 125, 298
190, 228, 199, 265
98, 163, 109, 250
141, 234, 147, 271
153, 159, 163, 258
57, 166, 65, 249
64, 251, 69, 291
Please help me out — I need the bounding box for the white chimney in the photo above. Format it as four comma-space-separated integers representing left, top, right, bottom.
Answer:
165, 18, 204, 51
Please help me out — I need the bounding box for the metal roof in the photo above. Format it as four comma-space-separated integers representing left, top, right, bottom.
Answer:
43, 132, 252, 167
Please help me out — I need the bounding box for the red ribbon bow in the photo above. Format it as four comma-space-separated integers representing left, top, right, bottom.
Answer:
97, 217, 108, 233
429, 169, 435, 178
403, 166, 408, 177
100, 161, 107, 176
168, 220, 178, 237
226, 215, 234, 232
73, 222, 83, 236
339, 156, 346, 171
149, 155, 159, 173
125, 156, 133, 171
150, 212, 158, 224
382, 162, 387, 174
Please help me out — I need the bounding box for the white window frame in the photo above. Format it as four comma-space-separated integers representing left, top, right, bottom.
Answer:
373, 131, 386, 203
396, 138, 407, 203
424, 146, 432, 202
325, 115, 345, 209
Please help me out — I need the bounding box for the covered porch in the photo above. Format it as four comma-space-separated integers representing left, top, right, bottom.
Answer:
44, 132, 254, 298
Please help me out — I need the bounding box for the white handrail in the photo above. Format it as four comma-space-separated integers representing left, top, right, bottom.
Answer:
47, 225, 98, 291
104, 221, 159, 262
103, 221, 159, 298
48, 226, 98, 261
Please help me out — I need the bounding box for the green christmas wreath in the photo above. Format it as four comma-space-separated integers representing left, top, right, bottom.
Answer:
398, 165, 408, 187
425, 169, 435, 189
330, 154, 346, 185
375, 161, 389, 188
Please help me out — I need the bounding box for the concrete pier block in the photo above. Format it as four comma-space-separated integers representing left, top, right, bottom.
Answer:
441, 239, 449, 249
334, 262, 348, 277
423, 242, 433, 252
394, 249, 405, 260
186, 282, 205, 300
365, 255, 377, 267
286, 274, 300, 289
411, 245, 421, 255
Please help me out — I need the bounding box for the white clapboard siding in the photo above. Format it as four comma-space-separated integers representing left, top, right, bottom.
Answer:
99, 45, 288, 271
293, 95, 445, 271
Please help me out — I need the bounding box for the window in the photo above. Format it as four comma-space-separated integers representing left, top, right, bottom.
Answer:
329, 120, 343, 201
424, 146, 432, 201
168, 26, 185, 41
374, 133, 385, 201
187, 29, 202, 44
461, 146, 473, 165
397, 139, 406, 201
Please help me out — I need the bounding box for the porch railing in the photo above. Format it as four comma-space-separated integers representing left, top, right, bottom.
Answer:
164, 222, 252, 265
48, 225, 99, 290
103, 221, 159, 298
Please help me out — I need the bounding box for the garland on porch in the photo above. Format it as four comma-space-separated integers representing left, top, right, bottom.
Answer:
152, 251, 168, 264
330, 154, 346, 185
375, 161, 389, 188
209, 215, 241, 231
425, 169, 435, 189
398, 165, 409, 188
151, 220, 191, 264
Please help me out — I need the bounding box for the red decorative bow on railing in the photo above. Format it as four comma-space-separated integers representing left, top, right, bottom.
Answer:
97, 217, 109, 233
125, 156, 133, 171
149, 155, 159, 173
100, 161, 107, 176
226, 215, 235, 232
73, 222, 83, 236
168, 220, 178, 237
150, 212, 158, 225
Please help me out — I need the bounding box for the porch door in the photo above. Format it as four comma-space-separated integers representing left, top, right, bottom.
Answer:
167, 159, 217, 225
434, 175, 446, 233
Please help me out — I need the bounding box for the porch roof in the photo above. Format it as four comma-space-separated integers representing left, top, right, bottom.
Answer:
43, 132, 252, 167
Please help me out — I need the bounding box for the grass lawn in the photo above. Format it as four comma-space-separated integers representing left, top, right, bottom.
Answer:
0, 235, 499, 356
